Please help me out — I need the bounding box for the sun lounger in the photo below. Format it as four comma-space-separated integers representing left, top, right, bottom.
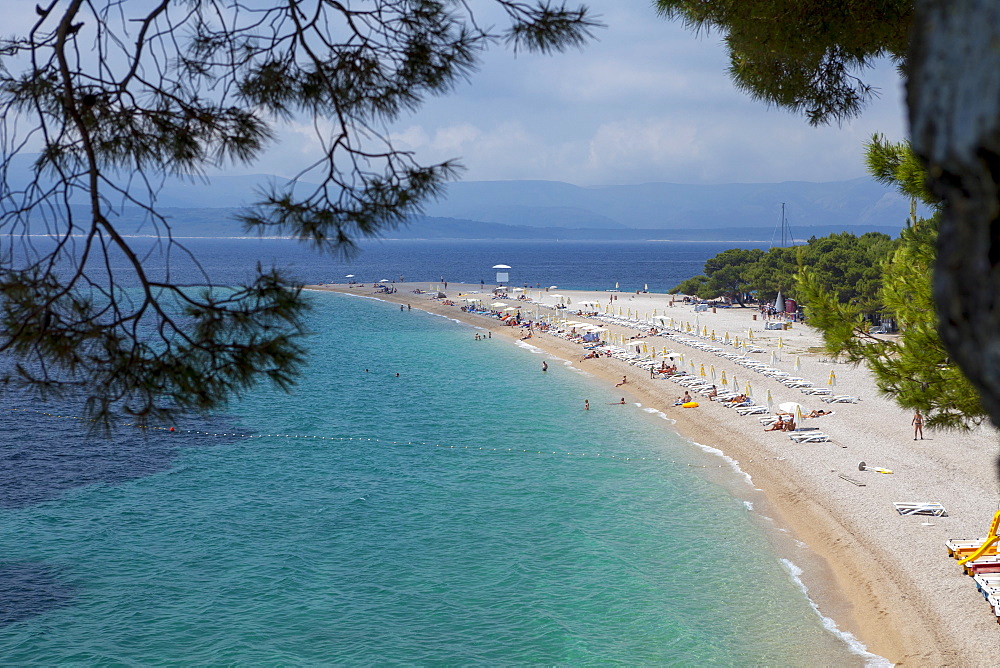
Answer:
946, 538, 989, 557
801, 387, 832, 395
965, 558, 1000, 576
893, 501, 948, 517
788, 432, 830, 443
822, 395, 860, 404
735, 405, 768, 415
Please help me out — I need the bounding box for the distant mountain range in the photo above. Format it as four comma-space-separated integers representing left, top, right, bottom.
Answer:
5, 154, 919, 240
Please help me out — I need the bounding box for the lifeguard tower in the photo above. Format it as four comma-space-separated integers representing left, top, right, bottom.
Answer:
492, 264, 510, 286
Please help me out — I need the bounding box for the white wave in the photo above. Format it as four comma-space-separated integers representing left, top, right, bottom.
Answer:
781, 559, 891, 666
640, 405, 676, 424
689, 440, 757, 489
743, 500, 754, 511
515, 340, 543, 353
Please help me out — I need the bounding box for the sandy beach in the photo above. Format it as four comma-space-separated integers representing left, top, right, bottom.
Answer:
312, 281, 1000, 664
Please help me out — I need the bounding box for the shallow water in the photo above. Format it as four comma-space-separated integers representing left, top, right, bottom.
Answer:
0, 291, 867, 664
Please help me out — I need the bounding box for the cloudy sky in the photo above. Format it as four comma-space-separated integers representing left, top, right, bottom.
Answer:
263, 1, 909, 187
7, 1, 908, 189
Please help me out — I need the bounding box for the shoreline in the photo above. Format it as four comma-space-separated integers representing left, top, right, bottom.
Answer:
311, 281, 1000, 664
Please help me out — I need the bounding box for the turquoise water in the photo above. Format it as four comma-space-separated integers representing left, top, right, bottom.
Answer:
0, 292, 865, 664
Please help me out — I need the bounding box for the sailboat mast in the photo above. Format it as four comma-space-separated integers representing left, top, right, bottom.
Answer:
781, 202, 786, 247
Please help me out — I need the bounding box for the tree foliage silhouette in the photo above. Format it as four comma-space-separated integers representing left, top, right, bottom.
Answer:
0, 0, 598, 423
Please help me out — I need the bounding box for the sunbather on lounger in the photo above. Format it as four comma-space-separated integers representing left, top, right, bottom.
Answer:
806, 409, 832, 418
764, 416, 786, 432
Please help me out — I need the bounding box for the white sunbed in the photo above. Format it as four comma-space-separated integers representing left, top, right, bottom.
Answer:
735, 405, 768, 415
784, 380, 814, 388
801, 387, 832, 395
893, 501, 948, 517
788, 431, 831, 443
822, 395, 860, 404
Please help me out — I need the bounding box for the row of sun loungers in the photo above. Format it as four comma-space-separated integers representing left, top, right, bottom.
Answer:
945, 532, 1000, 623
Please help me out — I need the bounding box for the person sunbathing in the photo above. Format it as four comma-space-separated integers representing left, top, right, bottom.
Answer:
707, 386, 718, 400
764, 417, 786, 432
782, 418, 796, 431
806, 409, 831, 418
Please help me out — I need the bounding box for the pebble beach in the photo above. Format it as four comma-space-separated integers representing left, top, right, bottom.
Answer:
316, 280, 1000, 665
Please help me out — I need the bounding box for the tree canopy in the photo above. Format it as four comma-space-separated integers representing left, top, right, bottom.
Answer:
654, 0, 912, 125
670, 231, 895, 310
0, 1, 597, 423
799, 138, 984, 428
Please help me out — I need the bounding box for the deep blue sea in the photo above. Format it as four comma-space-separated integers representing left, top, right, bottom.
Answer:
0, 239, 875, 664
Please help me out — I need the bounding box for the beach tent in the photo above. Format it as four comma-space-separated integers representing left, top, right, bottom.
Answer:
775, 291, 785, 312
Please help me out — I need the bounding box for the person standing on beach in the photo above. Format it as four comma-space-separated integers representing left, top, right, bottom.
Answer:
912, 410, 924, 440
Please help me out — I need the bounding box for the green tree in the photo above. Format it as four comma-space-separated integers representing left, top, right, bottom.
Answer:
798, 218, 986, 429
0, 1, 597, 423
797, 139, 985, 429
701, 248, 765, 305
654, 0, 912, 125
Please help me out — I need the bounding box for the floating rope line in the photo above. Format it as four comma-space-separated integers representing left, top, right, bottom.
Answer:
5, 408, 678, 463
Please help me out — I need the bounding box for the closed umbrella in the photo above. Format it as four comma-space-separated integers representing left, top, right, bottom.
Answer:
829, 370, 837, 386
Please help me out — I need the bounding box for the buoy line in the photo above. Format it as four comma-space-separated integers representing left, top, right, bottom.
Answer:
5, 407, 680, 463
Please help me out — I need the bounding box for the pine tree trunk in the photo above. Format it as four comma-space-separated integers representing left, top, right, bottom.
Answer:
909, 0, 1000, 434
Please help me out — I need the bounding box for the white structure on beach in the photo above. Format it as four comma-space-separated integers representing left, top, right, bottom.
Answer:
492, 264, 510, 285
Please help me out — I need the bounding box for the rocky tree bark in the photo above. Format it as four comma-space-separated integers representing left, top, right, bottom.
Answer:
908, 0, 1000, 430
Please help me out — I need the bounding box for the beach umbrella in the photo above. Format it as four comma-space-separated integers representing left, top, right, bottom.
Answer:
644, 283, 648, 291
770, 351, 778, 366
829, 370, 837, 386
711, 330, 716, 341
778, 401, 803, 414
778, 337, 784, 349
724, 331, 730, 343
643, 342, 649, 353
710, 365, 717, 381
702, 326, 708, 337
699, 363, 706, 377
795, 356, 801, 371
653, 309, 657, 317
721, 370, 727, 385
670, 317, 675, 328
765, 389, 773, 413
744, 381, 752, 399
748, 328, 754, 340
627, 308, 632, 318
733, 378, 740, 392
